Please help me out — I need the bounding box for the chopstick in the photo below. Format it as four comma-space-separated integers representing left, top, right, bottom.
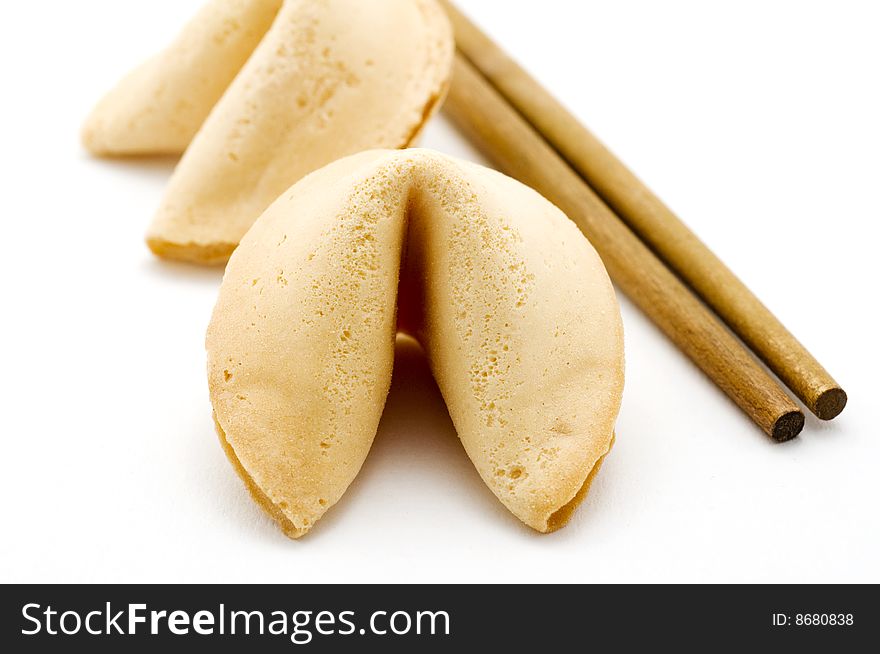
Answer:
445, 52, 804, 441
440, 1, 846, 421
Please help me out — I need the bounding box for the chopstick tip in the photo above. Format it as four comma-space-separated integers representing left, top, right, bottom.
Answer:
814, 386, 847, 421
772, 410, 805, 442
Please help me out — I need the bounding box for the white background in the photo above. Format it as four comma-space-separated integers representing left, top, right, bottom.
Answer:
1, 0, 878, 583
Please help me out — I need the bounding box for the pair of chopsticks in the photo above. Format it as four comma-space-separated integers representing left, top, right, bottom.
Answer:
440, 1, 846, 440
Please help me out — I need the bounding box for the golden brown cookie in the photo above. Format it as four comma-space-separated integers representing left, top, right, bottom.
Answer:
207, 149, 625, 538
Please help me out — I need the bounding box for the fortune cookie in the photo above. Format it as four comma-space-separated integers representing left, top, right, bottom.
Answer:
88, 0, 452, 264
82, 0, 284, 156
207, 149, 625, 538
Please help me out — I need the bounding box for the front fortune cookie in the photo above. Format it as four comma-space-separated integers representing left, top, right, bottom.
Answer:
207, 149, 625, 538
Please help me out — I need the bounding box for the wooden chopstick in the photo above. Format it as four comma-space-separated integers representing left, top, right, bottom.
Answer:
440, 1, 846, 421
445, 52, 804, 441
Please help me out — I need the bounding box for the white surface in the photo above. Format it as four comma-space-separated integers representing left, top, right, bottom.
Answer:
1, 0, 878, 583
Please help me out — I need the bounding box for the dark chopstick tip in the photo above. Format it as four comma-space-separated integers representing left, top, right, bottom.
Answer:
814, 387, 847, 421
772, 410, 805, 442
